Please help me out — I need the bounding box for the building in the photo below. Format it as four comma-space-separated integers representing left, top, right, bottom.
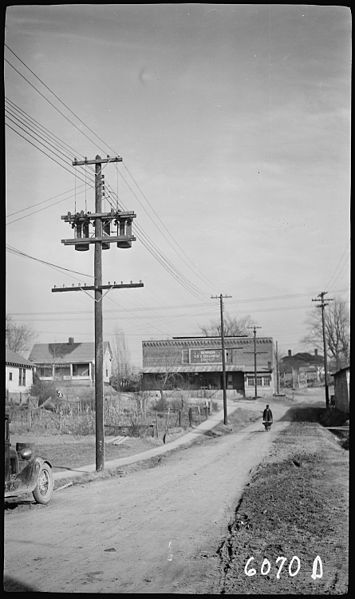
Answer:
280, 349, 324, 388
331, 366, 350, 414
6, 348, 35, 396
28, 337, 112, 385
142, 335, 274, 397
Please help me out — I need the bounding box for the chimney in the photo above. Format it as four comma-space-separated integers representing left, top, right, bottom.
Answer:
68, 337, 74, 344
288, 349, 292, 357
314, 349, 318, 356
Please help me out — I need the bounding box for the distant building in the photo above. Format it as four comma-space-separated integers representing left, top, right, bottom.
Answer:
29, 337, 112, 385
331, 366, 350, 414
280, 349, 324, 388
6, 348, 35, 395
142, 335, 274, 397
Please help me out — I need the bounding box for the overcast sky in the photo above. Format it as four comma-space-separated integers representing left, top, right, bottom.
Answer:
5, 4, 351, 368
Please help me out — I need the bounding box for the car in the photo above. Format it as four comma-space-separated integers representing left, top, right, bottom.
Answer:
4, 413, 54, 505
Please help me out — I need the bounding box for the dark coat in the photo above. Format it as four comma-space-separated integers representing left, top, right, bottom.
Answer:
263, 408, 273, 422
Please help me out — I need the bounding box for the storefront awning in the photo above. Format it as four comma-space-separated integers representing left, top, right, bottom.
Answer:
142, 365, 246, 374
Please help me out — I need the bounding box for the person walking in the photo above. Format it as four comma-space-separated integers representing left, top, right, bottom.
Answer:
262, 404, 273, 431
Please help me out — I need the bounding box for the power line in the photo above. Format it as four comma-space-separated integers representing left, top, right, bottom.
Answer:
6, 107, 206, 299
5, 46, 212, 297
6, 244, 93, 278
5, 43, 112, 155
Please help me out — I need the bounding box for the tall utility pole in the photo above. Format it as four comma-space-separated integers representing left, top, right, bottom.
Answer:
211, 294, 231, 425
312, 291, 333, 408
52, 155, 144, 472
247, 325, 263, 399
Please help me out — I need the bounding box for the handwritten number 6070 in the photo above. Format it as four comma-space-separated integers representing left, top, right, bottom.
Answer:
244, 555, 323, 580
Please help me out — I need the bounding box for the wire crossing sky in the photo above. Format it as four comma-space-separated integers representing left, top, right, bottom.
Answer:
5, 4, 351, 367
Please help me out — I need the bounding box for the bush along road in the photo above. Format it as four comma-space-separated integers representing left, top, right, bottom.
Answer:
4, 392, 348, 594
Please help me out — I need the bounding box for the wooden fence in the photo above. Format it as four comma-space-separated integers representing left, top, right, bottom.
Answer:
6, 400, 210, 437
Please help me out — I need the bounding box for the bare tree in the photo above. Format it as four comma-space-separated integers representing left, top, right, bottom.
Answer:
199, 313, 254, 336
110, 328, 132, 388
6, 315, 36, 355
302, 298, 350, 370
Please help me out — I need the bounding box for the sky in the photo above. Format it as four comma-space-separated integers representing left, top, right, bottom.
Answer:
5, 4, 351, 368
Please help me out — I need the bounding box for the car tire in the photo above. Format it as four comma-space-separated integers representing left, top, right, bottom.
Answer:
32, 463, 54, 504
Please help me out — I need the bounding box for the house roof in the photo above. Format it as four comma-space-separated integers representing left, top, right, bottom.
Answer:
6, 348, 34, 368
28, 341, 112, 364
331, 365, 350, 377
281, 352, 323, 372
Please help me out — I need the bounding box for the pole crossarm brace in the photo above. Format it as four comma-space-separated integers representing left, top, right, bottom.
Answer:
52, 282, 144, 293
72, 155, 122, 166
61, 236, 136, 246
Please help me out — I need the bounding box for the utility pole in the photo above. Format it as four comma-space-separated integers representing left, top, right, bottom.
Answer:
211, 294, 231, 424
246, 325, 264, 399
312, 291, 333, 408
52, 155, 144, 472
275, 340, 280, 395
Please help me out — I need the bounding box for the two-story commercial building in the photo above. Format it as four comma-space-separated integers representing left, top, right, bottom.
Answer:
142, 335, 274, 397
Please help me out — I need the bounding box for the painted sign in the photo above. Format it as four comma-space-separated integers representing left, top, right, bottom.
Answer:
190, 349, 222, 363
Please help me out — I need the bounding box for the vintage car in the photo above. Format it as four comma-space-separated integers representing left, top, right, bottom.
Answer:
4, 413, 54, 504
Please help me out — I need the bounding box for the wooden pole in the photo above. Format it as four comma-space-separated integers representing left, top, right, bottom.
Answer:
95, 155, 104, 471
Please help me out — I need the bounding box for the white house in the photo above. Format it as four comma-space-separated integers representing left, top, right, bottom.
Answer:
28, 337, 113, 385
6, 348, 35, 395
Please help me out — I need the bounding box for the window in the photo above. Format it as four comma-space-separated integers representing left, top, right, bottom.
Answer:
247, 377, 254, 386
38, 365, 53, 377
72, 363, 90, 377
182, 349, 189, 364
55, 365, 71, 378
263, 376, 271, 386
225, 350, 233, 364
18, 368, 26, 386
9, 372, 13, 381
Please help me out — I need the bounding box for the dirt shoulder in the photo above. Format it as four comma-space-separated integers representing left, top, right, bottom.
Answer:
185, 406, 349, 595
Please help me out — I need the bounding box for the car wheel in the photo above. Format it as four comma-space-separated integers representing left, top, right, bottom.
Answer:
32, 463, 54, 504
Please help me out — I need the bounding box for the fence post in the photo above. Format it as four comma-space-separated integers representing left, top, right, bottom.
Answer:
155, 413, 158, 438
165, 409, 169, 436
188, 407, 192, 427
178, 410, 182, 427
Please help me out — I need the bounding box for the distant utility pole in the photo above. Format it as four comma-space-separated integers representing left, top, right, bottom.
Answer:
246, 325, 266, 399
52, 155, 144, 472
312, 291, 333, 408
275, 340, 280, 395
211, 294, 231, 425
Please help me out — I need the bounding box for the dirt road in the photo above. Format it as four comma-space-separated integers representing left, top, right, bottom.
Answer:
4, 400, 292, 593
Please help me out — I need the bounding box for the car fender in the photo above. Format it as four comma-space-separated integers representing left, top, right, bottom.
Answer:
34, 457, 52, 470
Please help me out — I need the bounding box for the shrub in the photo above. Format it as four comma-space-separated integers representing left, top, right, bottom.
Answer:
151, 395, 169, 412
30, 376, 57, 407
